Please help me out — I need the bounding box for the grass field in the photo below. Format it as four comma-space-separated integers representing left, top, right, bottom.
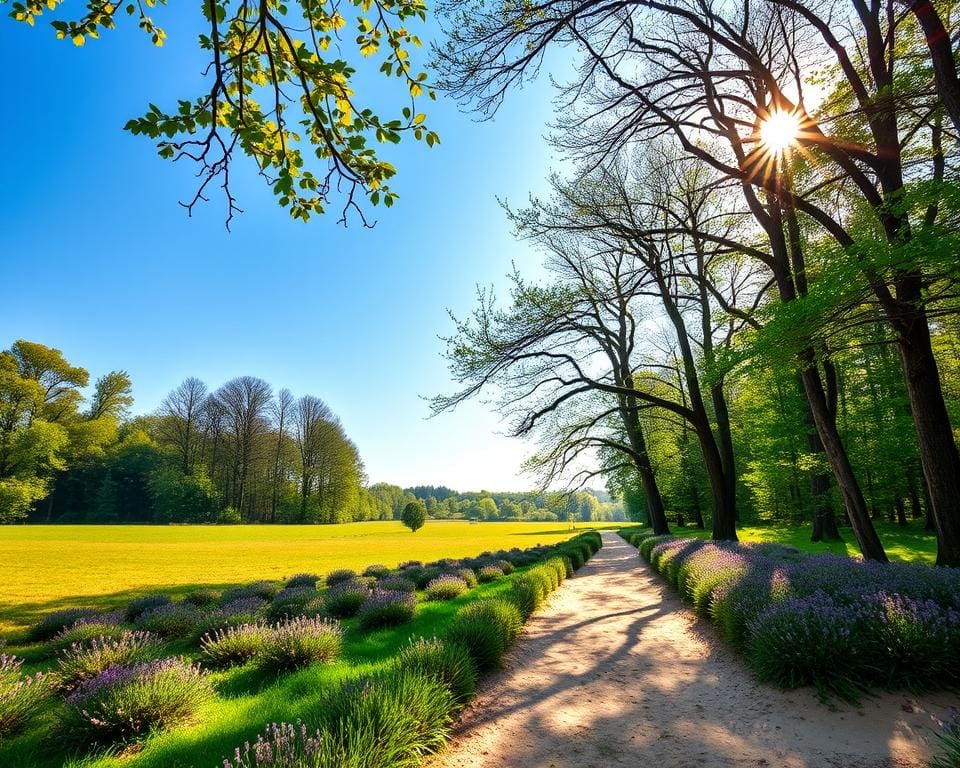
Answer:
0, 521, 593, 633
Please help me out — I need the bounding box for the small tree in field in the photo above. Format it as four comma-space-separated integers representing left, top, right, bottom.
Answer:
402, 501, 427, 533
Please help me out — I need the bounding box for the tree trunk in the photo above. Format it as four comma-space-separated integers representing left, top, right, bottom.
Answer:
896, 313, 960, 565
694, 418, 737, 540
800, 361, 888, 561
627, 419, 671, 535
904, 0, 960, 135
798, 375, 842, 542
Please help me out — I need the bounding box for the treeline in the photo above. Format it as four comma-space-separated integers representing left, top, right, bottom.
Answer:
404, 486, 624, 522
0, 340, 377, 524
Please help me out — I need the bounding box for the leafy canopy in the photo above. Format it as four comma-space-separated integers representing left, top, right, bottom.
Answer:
5, 0, 440, 225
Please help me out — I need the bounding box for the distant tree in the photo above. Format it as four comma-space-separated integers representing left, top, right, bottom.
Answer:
157, 377, 208, 474
401, 500, 427, 532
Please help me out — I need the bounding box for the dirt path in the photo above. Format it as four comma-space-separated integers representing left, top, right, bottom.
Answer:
434, 531, 957, 768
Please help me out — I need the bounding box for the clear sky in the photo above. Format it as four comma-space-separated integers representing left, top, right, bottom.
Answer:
0, 9, 568, 492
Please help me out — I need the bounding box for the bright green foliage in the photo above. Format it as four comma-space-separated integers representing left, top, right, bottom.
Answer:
4, 0, 439, 223
314, 668, 454, 767
401, 500, 426, 532
445, 598, 522, 672
396, 637, 477, 706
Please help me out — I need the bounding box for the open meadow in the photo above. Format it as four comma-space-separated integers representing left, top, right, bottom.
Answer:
0, 521, 591, 634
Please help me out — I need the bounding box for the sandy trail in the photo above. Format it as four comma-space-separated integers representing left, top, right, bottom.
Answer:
434, 531, 957, 768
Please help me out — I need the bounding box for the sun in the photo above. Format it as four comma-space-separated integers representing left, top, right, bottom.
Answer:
760, 110, 800, 154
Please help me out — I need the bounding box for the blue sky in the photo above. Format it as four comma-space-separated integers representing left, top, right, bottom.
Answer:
0, 9, 567, 491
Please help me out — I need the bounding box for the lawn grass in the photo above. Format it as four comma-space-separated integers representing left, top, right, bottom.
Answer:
0, 521, 593, 633
671, 519, 937, 563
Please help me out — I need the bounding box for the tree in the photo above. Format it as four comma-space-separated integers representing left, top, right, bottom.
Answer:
157, 377, 208, 474
401, 499, 426, 532
215, 376, 273, 519
6, 0, 440, 224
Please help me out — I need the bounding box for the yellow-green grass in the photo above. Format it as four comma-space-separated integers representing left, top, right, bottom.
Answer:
0, 521, 592, 634
652, 519, 937, 563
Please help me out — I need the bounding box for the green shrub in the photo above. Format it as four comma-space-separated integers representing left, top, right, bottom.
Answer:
357, 591, 416, 630
397, 638, 477, 706
560, 547, 585, 570
268, 587, 321, 621
286, 573, 320, 589
135, 603, 202, 639
60, 658, 212, 746
325, 569, 357, 587
257, 617, 343, 672
315, 667, 453, 767
49, 622, 129, 655
124, 594, 172, 623
200, 623, 272, 668
446, 599, 522, 673
27, 609, 101, 643
363, 564, 391, 579
455, 568, 479, 588
425, 575, 469, 601
183, 589, 219, 607
477, 565, 503, 583
553, 555, 573, 580
495, 559, 515, 575
57, 631, 161, 691
0, 654, 54, 737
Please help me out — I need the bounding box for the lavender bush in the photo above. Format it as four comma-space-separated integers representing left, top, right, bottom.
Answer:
425, 575, 469, 601
357, 590, 416, 630
322, 581, 370, 619
630, 532, 960, 695
125, 594, 173, 622
377, 575, 416, 594
0, 654, 54, 736
931, 707, 960, 768
201, 623, 272, 668
477, 566, 503, 584
362, 564, 390, 579
60, 658, 212, 745
136, 602, 202, 639
27, 608, 101, 643
57, 631, 161, 691
268, 588, 319, 621
222, 721, 326, 768
49, 620, 130, 655
324, 569, 356, 587
257, 617, 343, 672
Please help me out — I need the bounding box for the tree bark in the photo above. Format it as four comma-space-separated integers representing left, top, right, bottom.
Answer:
895, 305, 960, 565
800, 362, 888, 561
